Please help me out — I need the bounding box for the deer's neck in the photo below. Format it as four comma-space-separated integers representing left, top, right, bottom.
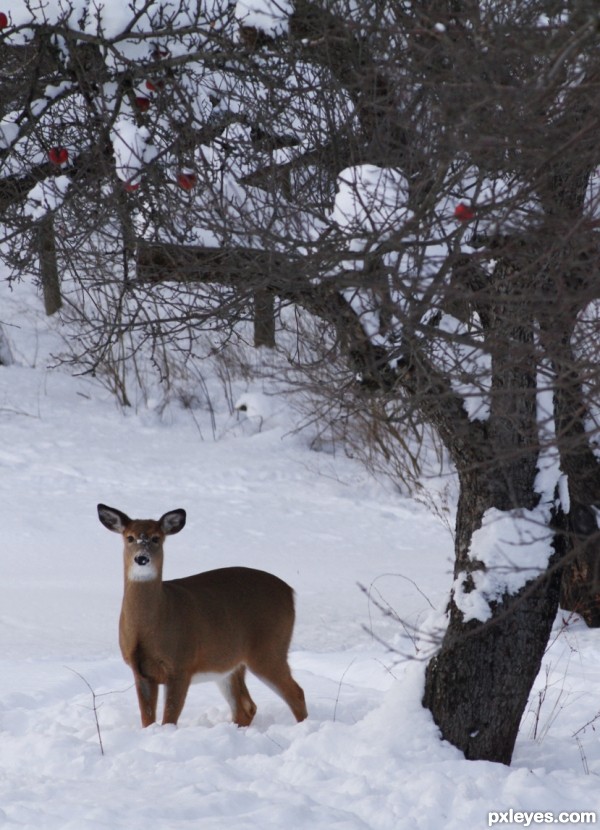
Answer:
122, 577, 165, 627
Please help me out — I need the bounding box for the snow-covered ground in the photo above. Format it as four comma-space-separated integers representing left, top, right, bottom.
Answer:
0, 278, 598, 829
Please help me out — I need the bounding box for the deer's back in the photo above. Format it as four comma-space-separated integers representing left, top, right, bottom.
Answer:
163, 566, 296, 658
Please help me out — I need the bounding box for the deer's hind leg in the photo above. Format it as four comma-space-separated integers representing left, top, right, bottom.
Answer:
252, 660, 307, 722
218, 666, 257, 726
247, 641, 307, 723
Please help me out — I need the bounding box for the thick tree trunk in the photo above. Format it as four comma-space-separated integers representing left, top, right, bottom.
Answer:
423, 478, 564, 764
422, 254, 563, 764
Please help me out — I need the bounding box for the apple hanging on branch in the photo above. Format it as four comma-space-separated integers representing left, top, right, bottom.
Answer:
454, 202, 475, 222
177, 171, 197, 191
48, 147, 69, 166
135, 96, 151, 113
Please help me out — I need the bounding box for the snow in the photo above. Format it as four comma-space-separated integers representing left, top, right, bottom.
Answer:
453, 353, 567, 624
111, 118, 159, 182
453, 506, 555, 624
235, 0, 293, 37
0, 279, 599, 827
331, 165, 413, 246
432, 313, 491, 421
7, 1, 173, 42
0, 117, 20, 150
585, 167, 600, 223
23, 176, 71, 219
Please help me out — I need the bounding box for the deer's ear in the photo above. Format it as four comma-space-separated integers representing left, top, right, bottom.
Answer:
160, 509, 186, 536
98, 504, 131, 533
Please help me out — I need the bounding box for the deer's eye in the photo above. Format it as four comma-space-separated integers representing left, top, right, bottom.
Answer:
127, 535, 135, 543
151, 536, 160, 544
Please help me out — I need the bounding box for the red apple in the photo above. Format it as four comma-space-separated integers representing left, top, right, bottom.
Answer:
135, 96, 151, 112
145, 79, 164, 92
454, 202, 475, 222
0, 12, 8, 28
48, 147, 69, 166
123, 179, 140, 192
177, 172, 197, 191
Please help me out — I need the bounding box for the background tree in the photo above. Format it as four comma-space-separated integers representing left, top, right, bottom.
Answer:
2, 0, 600, 765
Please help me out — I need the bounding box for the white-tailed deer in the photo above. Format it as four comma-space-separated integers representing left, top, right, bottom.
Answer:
97, 504, 307, 728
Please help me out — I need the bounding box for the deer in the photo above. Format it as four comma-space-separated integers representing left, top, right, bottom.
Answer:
97, 504, 307, 728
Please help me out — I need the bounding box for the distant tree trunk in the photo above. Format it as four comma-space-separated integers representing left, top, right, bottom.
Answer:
253, 288, 275, 347
0, 324, 14, 365
38, 215, 62, 316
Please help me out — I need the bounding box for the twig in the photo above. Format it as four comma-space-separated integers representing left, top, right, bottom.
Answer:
67, 667, 106, 755
574, 735, 589, 775
359, 573, 437, 657
572, 710, 600, 738
333, 658, 357, 722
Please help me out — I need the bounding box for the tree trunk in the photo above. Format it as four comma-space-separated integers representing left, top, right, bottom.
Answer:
559, 505, 600, 627
540, 306, 600, 626
423, 477, 564, 764
0, 324, 14, 366
422, 253, 563, 764
253, 288, 275, 348
38, 215, 62, 316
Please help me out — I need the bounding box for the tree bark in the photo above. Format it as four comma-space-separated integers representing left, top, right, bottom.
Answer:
0, 324, 14, 366
253, 288, 275, 348
38, 215, 62, 316
422, 254, 562, 764
559, 506, 600, 627
423, 480, 563, 764
540, 309, 600, 626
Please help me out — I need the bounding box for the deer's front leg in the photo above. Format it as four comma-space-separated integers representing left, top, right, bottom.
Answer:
134, 673, 159, 727
162, 675, 192, 725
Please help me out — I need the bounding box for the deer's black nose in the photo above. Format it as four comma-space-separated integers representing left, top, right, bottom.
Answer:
134, 555, 150, 566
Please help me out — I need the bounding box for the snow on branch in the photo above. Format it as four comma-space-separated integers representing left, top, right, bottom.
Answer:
235, 0, 293, 38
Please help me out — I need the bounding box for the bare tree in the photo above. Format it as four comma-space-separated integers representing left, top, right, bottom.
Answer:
2, 0, 600, 764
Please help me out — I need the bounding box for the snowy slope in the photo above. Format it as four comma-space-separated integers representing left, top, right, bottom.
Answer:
0, 278, 599, 829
